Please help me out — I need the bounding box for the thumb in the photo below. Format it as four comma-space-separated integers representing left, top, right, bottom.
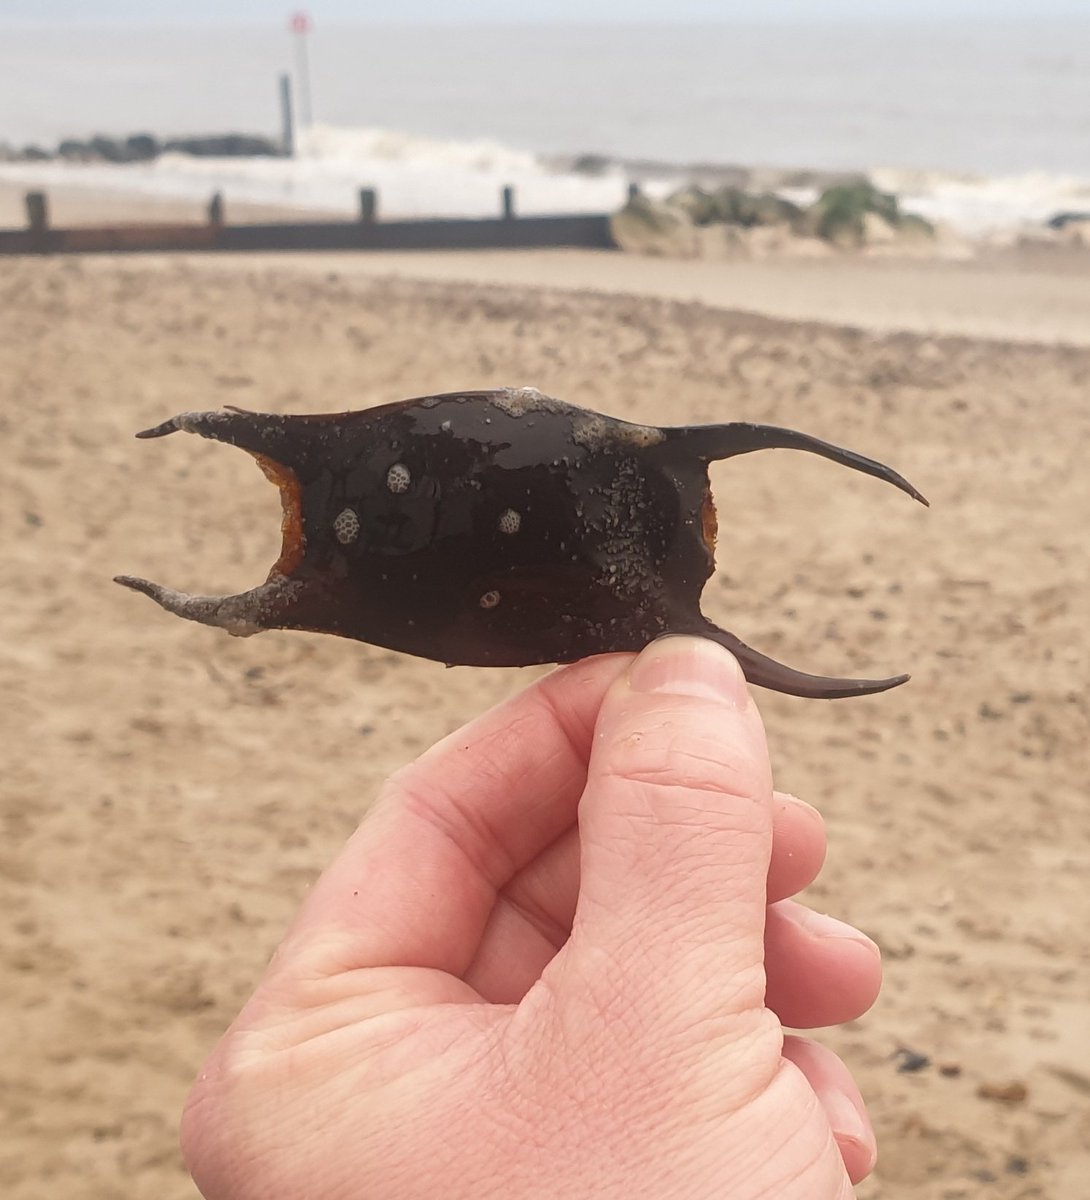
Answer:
568, 636, 774, 1036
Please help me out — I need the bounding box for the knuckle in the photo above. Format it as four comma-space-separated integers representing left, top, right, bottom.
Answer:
599, 713, 766, 804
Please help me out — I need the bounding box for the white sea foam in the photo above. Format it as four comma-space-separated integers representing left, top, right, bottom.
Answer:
296, 124, 541, 176
871, 167, 1090, 237
0, 124, 643, 219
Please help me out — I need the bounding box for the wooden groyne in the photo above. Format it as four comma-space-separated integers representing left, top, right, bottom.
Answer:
0, 187, 621, 256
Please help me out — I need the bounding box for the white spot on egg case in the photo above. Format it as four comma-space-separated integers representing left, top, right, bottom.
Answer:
333, 507, 360, 545
497, 508, 521, 535
387, 462, 411, 493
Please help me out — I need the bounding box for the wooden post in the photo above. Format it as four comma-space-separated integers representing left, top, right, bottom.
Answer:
502, 186, 515, 220
208, 192, 225, 226
25, 191, 49, 233
279, 73, 295, 158
358, 188, 377, 224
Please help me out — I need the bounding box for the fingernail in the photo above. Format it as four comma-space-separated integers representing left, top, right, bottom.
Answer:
825, 1086, 877, 1171
627, 636, 748, 709
775, 793, 825, 836
777, 792, 822, 822
792, 907, 881, 956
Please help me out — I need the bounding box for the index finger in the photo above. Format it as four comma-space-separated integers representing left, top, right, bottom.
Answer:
279, 653, 635, 980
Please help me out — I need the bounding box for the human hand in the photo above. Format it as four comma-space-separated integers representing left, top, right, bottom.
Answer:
182, 637, 881, 1199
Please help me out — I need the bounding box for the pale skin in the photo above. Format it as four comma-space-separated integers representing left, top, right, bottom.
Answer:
181, 636, 882, 1199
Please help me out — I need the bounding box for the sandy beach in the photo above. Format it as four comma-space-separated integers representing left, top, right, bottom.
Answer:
5, 174, 1090, 346
2, 212, 1089, 1199
217, 243, 1090, 347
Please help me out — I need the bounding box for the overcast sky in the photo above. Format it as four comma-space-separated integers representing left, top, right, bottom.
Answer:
0, 0, 1081, 24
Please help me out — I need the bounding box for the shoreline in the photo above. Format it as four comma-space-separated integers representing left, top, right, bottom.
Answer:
4, 147, 1090, 241
3, 175, 1090, 349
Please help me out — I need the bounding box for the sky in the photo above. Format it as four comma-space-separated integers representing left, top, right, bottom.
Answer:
0, 0, 1083, 24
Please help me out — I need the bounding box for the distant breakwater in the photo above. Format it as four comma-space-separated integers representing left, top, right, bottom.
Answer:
0, 132, 283, 165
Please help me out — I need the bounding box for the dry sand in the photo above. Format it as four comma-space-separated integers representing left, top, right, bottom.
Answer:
2, 243, 1088, 1200
240, 244, 1090, 348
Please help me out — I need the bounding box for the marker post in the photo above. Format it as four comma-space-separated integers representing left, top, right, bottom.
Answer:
290, 11, 314, 129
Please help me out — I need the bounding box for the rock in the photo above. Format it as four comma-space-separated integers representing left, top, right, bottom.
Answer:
1047, 210, 1090, 230
46, 131, 281, 162
1010, 227, 1062, 251
804, 182, 887, 247
735, 225, 792, 257
893, 1048, 932, 1073
666, 184, 720, 226
693, 223, 750, 258
899, 213, 938, 240
611, 193, 699, 257
88, 135, 130, 163
569, 153, 612, 177
667, 184, 804, 231
782, 169, 869, 191
863, 211, 899, 244
716, 186, 804, 229
57, 138, 94, 161
1059, 219, 1090, 249
976, 1079, 1028, 1104
616, 176, 933, 257
124, 134, 161, 162
57, 135, 158, 163
862, 212, 941, 258
162, 134, 280, 158
806, 180, 933, 248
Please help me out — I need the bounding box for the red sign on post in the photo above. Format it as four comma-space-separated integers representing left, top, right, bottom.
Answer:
290, 11, 312, 34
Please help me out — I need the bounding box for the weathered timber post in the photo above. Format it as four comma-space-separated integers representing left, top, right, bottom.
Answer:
279, 73, 295, 157
208, 192, 225, 226
358, 188, 377, 223
501, 185, 516, 220
25, 191, 49, 233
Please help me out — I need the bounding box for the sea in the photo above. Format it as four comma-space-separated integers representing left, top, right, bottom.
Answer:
1, 19, 1089, 236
